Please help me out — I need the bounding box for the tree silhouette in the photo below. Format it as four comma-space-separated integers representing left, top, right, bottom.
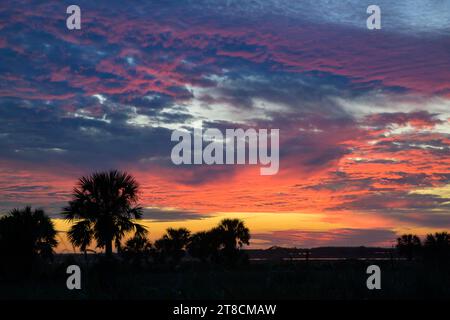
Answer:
215, 218, 250, 263
396, 234, 422, 261
424, 232, 450, 262
62, 170, 147, 257
187, 230, 221, 262
121, 233, 152, 266
0, 207, 57, 271
154, 227, 191, 264
217, 218, 250, 250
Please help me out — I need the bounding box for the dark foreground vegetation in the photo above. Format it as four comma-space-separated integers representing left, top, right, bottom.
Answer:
1, 258, 450, 300
1, 170, 450, 299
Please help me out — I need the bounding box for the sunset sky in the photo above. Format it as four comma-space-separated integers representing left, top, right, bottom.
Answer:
1, 0, 450, 250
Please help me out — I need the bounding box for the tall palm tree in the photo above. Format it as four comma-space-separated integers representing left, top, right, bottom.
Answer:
0, 207, 57, 265
62, 170, 147, 257
396, 234, 422, 261
154, 227, 191, 263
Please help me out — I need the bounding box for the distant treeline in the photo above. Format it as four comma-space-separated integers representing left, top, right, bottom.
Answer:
396, 233, 450, 262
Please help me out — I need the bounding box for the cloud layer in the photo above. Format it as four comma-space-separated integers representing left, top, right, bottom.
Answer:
0, 0, 449, 247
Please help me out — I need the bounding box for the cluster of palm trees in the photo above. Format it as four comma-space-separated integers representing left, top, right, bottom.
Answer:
0, 170, 250, 271
396, 233, 450, 262
123, 219, 250, 266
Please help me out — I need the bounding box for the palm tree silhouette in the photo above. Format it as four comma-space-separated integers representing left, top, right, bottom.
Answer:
154, 227, 191, 264
62, 170, 147, 258
216, 218, 250, 263
0, 207, 57, 270
187, 230, 221, 262
217, 218, 250, 250
396, 234, 422, 261
122, 233, 152, 266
